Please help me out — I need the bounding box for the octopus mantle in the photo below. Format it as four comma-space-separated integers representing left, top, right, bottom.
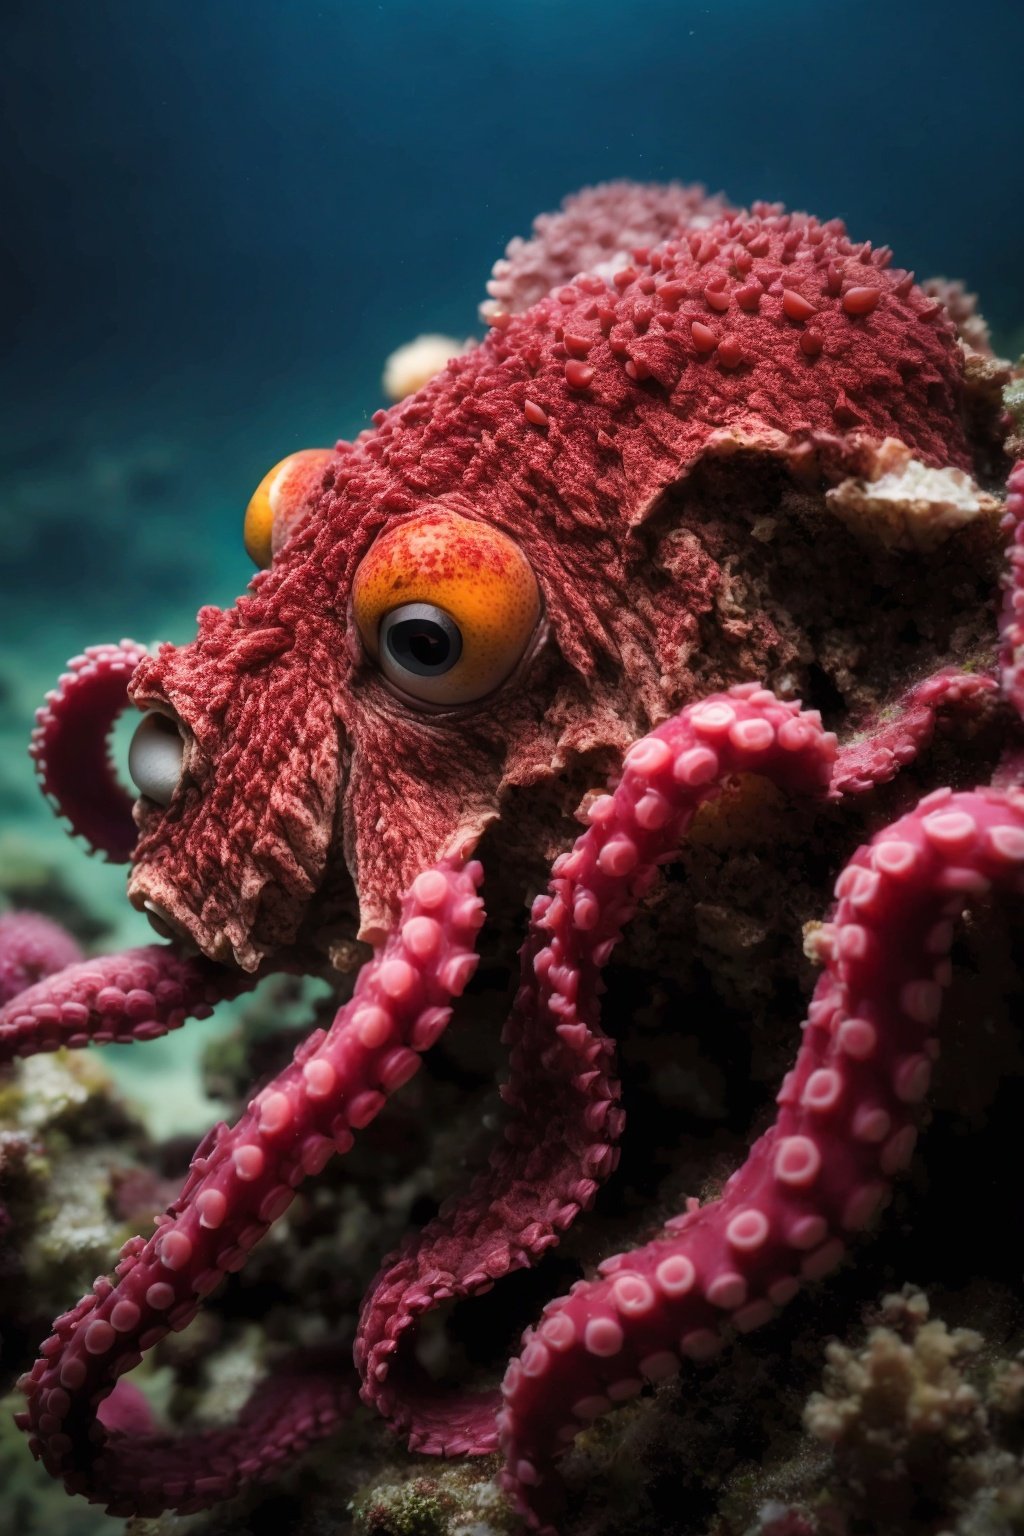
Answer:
1, 181, 1023, 1533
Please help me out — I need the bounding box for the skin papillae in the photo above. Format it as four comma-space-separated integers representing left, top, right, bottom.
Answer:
1, 182, 1022, 1526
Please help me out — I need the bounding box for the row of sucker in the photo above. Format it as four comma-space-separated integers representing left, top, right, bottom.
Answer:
30, 640, 149, 863
14, 856, 485, 1515
497, 728, 1024, 1530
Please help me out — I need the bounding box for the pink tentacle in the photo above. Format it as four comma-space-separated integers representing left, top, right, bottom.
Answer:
830, 666, 999, 797
999, 460, 1024, 723
358, 686, 836, 1455
31, 640, 148, 862
0, 912, 83, 1006
357, 863, 624, 1455
498, 766, 1024, 1531
16, 855, 484, 1516
0, 944, 250, 1063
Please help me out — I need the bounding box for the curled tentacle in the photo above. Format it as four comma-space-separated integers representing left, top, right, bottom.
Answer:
0, 944, 250, 1064
30, 640, 148, 862
0, 912, 82, 1005
17, 855, 484, 1516
358, 686, 836, 1454
498, 762, 1024, 1532
830, 666, 999, 797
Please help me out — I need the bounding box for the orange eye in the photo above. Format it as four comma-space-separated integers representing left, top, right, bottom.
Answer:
244, 448, 334, 568
352, 510, 541, 706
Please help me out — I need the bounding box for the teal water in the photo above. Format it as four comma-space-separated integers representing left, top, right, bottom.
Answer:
1, 2, 1022, 1529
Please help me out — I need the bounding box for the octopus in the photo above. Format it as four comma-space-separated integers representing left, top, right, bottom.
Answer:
1, 179, 1022, 1533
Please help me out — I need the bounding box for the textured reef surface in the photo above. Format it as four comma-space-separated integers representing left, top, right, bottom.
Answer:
2, 181, 1024, 1536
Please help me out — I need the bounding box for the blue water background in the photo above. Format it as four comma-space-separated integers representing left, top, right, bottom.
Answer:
5, 0, 1023, 637
0, 5, 1021, 1527
1, 0, 1022, 1084
0, 0, 1022, 1069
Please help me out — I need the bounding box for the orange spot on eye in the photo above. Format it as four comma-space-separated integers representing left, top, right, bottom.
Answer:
244, 448, 335, 568
352, 509, 541, 706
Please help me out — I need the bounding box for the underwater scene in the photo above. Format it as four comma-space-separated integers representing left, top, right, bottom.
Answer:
3, 1, 1024, 1532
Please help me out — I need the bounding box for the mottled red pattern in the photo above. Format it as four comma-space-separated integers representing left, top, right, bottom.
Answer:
121, 202, 977, 962
2, 183, 1021, 1523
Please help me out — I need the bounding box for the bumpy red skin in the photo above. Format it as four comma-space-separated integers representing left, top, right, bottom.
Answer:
497, 713, 1024, 1532
0, 944, 249, 1063
8, 185, 1017, 1518
830, 668, 999, 797
480, 179, 728, 324
124, 201, 974, 968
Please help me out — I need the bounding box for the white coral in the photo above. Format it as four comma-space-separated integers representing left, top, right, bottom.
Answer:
826, 438, 999, 551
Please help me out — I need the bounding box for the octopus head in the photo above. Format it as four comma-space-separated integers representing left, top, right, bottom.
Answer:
123, 439, 629, 972
118, 198, 1006, 977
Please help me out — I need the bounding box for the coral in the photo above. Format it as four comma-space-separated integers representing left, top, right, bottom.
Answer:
721, 1288, 1024, 1536
353, 1465, 513, 1536
0, 181, 1022, 1531
0, 1043, 153, 1394
805, 1288, 988, 1520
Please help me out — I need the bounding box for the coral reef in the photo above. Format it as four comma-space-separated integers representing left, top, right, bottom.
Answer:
1, 182, 1022, 1534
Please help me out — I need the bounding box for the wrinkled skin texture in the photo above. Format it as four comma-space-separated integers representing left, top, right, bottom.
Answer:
2, 184, 1023, 1527
130, 195, 1003, 961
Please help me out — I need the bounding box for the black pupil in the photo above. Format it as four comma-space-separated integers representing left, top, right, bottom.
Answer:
386, 611, 461, 676
406, 624, 448, 667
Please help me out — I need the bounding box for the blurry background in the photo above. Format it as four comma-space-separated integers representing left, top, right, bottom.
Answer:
0, 2, 1021, 1527
1, 0, 1021, 1116
3, 0, 1022, 1096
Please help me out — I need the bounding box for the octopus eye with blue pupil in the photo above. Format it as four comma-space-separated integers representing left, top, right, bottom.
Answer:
380, 604, 463, 680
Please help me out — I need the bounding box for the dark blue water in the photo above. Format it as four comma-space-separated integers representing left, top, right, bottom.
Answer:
0, 8, 1021, 1527
6, 0, 1022, 430
1, 0, 1022, 802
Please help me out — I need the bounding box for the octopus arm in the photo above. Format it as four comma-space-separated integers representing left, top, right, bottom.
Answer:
356, 665, 1006, 1456
0, 943, 252, 1063
15, 856, 484, 1514
499, 764, 1024, 1531
31, 641, 149, 862
0, 911, 82, 1005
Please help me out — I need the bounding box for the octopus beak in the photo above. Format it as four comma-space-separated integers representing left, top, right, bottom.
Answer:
139, 899, 200, 956
128, 845, 263, 968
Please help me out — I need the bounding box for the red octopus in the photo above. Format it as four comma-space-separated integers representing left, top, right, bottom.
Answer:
1, 181, 1022, 1531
